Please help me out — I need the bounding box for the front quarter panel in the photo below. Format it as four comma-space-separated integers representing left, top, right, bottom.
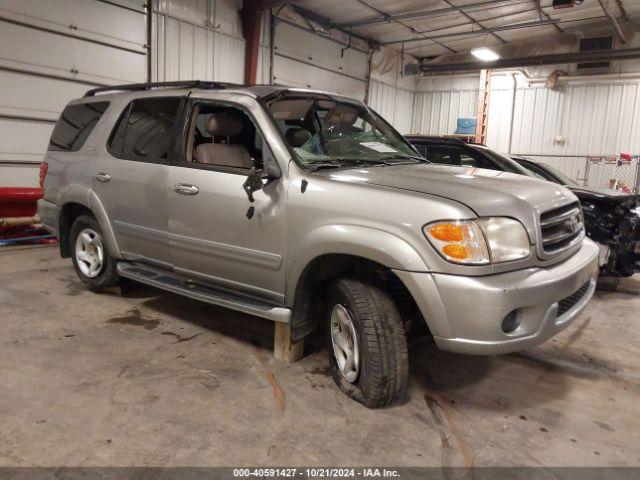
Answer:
285, 163, 477, 302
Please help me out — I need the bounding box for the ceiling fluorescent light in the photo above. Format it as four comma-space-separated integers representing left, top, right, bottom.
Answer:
471, 47, 501, 62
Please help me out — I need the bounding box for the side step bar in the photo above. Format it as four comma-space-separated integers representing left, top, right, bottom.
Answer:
117, 262, 291, 323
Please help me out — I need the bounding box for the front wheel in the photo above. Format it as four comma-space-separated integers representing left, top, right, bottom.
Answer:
326, 278, 409, 408
69, 214, 120, 288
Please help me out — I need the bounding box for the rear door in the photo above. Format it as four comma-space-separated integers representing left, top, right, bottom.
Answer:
92, 95, 184, 268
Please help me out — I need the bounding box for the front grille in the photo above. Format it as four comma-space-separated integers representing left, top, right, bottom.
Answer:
557, 281, 591, 317
539, 202, 584, 256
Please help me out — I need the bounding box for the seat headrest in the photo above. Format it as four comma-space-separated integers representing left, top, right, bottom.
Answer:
324, 105, 358, 127
285, 128, 311, 148
206, 114, 243, 137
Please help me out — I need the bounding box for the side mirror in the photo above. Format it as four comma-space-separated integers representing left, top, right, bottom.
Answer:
242, 158, 280, 203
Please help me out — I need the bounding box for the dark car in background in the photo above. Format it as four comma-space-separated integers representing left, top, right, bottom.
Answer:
407, 136, 640, 277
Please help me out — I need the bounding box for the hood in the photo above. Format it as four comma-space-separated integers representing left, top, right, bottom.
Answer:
316, 163, 577, 214
570, 186, 638, 204
315, 163, 578, 240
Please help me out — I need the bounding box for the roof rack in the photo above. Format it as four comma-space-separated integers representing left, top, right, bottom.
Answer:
84, 80, 244, 97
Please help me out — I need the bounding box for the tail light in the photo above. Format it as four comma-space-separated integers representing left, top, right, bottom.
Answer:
39, 162, 48, 189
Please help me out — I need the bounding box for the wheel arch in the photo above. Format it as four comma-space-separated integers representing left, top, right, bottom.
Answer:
58, 191, 121, 259
286, 225, 430, 341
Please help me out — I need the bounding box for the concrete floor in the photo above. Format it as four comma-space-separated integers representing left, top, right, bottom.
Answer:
1, 244, 639, 467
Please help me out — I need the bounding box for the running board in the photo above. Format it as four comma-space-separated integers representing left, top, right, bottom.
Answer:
116, 262, 291, 323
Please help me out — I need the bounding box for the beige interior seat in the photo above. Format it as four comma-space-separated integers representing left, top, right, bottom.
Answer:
195, 114, 252, 168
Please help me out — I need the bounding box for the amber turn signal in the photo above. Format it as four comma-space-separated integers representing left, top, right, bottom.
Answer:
442, 244, 468, 259
427, 223, 464, 242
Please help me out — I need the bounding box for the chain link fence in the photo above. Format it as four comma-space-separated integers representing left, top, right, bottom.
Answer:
518, 155, 640, 194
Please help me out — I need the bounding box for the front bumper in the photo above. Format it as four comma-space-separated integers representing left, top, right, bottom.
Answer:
394, 238, 599, 355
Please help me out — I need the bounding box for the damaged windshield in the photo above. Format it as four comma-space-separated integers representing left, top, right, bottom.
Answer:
266, 96, 423, 169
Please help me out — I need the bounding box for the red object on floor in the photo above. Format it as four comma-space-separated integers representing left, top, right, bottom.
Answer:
0, 187, 43, 217
0, 225, 57, 246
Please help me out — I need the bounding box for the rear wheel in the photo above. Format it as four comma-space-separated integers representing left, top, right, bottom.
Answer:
326, 277, 409, 408
69, 214, 120, 288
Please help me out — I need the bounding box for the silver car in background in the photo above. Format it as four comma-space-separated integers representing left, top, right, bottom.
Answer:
39, 81, 599, 408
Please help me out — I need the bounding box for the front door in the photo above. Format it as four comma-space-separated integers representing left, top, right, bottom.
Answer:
92, 96, 183, 267
168, 98, 287, 304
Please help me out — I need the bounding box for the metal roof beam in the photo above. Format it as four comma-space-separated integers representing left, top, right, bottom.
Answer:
381, 19, 561, 46
442, 0, 506, 44
597, 0, 628, 44
285, 5, 378, 48
335, 0, 518, 28
534, 0, 563, 33
419, 47, 640, 72
352, 0, 457, 53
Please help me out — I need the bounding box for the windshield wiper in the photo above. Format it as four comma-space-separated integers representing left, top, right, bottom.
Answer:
306, 158, 384, 171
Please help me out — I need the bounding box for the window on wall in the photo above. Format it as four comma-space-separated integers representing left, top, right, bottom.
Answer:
108, 97, 182, 162
48, 102, 110, 152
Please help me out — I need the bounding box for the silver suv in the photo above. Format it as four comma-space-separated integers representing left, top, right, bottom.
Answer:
39, 81, 599, 408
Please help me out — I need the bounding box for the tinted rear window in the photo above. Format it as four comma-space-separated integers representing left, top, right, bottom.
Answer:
107, 97, 181, 162
49, 102, 110, 152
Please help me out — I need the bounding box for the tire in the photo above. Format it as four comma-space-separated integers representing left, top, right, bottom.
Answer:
326, 277, 409, 408
69, 214, 120, 288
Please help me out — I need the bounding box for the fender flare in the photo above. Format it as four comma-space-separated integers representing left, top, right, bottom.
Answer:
87, 189, 122, 258
59, 186, 121, 259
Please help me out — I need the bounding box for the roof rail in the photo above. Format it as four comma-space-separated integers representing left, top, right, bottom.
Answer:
84, 80, 244, 97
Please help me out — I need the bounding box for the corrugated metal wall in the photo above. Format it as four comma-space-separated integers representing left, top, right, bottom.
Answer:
368, 81, 414, 134
410, 75, 479, 135
410, 73, 640, 191
152, 0, 245, 83
510, 82, 640, 156
508, 81, 640, 191
411, 89, 477, 136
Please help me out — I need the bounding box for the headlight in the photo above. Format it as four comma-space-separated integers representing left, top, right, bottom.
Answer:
478, 217, 531, 262
424, 218, 530, 265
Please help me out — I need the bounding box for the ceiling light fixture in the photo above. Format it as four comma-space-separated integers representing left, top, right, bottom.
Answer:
471, 47, 501, 62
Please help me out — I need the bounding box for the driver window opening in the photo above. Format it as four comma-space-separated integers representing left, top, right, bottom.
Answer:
186, 104, 263, 170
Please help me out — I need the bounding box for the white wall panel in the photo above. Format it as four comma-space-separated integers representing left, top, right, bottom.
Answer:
274, 22, 368, 81
255, 12, 271, 84
0, 118, 54, 187
273, 55, 365, 100
368, 81, 414, 134
0, 0, 146, 52
152, 3, 245, 83
155, 0, 242, 38
485, 86, 514, 153
0, 0, 148, 189
368, 81, 396, 124
272, 20, 368, 101
394, 88, 414, 134
0, 21, 146, 85
411, 89, 476, 135
0, 71, 90, 122
510, 82, 640, 157
213, 33, 245, 83
213, 0, 243, 38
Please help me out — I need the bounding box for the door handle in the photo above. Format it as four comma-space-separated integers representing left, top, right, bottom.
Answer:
95, 172, 111, 182
174, 183, 199, 195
